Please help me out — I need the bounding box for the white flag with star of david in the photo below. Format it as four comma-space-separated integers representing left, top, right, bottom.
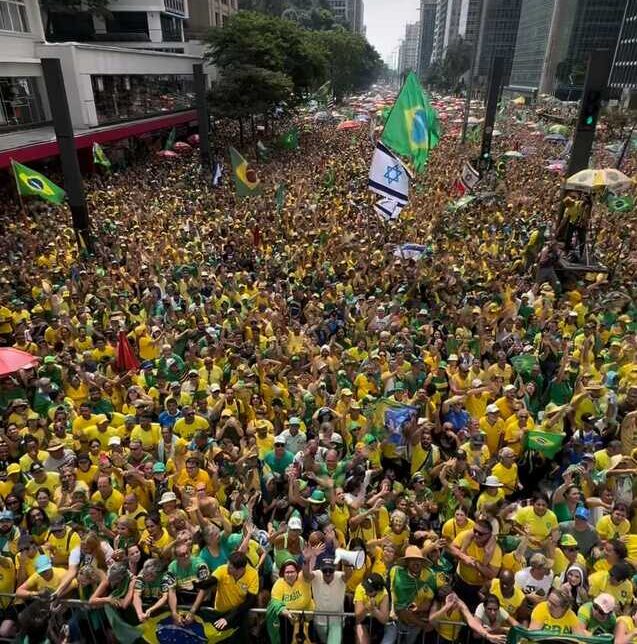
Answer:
368, 141, 409, 206
374, 197, 403, 222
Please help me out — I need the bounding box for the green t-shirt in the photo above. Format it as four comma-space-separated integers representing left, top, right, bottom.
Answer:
577, 602, 616, 635
165, 556, 210, 592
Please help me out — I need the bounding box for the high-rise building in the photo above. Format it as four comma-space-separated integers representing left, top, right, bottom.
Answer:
398, 22, 421, 74
417, 0, 437, 76
610, 0, 637, 94
186, 0, 239, 38
475, 0, 522, 87
431, 0, 484, 62
326, 0, 365, 34
508, 0, 624, 97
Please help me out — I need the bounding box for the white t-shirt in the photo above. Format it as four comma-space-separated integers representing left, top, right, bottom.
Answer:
514, 568, 553, 599
311, 570, 346, 625
475, 603, 510, 628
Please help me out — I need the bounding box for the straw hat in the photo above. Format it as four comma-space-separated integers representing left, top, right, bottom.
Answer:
398, 545, 426, 565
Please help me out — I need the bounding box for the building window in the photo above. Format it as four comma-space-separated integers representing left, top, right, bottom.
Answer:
214, 11, 219, 25
160, 13, 182, 41
164, 0, 185, 16
0, 0, 29, 33
0, 77, 45, 129
91, 74, 195, 125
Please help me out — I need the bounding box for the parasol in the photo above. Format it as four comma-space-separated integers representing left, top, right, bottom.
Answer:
503, 151, 524, 159
157, 150, 178, 158
173, 141, 192, 153
336, 120, 361, 130
0, 348, 38, 377
565, 168, 633, 192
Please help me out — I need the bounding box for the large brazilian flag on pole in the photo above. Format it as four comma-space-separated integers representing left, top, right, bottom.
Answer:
380, 72, 441, 173
11, 160, 66, 205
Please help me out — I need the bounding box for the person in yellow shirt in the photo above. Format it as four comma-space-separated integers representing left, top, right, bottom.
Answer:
15, 555, 75, 599
72, 403, 101, 439
488, 352, 514, 384
490, 447, 519, 496
479, 405, 505, 455
175, 454, 212, 497
513, 492, 558, 551
354, 573, 390, 643
441, 508, 475, 543
495, 384, 518, 420
449, 521, 502, 606
174, 407, 210, 441
91, 476, 124, 514
476, 476, 505, 513
130, 415, 161, 451
528, 588, 588, 635
596, 502, 630, 542
588, 562, 634, 610
489, 570, 525, 618
84, 415, 124, 450
25, 463, 59, 500
270, 558, 313, 642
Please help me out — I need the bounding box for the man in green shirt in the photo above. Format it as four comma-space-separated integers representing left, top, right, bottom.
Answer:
577, 594, 616, 635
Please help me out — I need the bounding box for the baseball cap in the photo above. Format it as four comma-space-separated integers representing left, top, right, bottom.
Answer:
560, 534, 578, 547
330, 433, 343, 444
320, 558, 336, 572
274, 435, 286, 445
593, 593, 616, 614
486, 404, 499, 414
210, 383, 221, 392
158, 492, 177, 505
484, 475, 503, 487
362, 573, 385, 594
288, 516, 302, 531
6, 464, 20, 476
0, 510, 14, 522
152, 462, 167, 473
108, 436, 121, 446
30, 462, 44, 474
35, 555, 53, 574
288, 417, 301, 425
503, 384, 516, 393
574, 506, 590, 520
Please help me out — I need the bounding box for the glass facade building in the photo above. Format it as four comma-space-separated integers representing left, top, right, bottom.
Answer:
0, 76, 46, 129
610, 0, 637, 93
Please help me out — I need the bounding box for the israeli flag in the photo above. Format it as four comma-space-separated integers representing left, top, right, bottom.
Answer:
393, 243, 429, 260
374, 197, 403, 222
368, 141, 409, 206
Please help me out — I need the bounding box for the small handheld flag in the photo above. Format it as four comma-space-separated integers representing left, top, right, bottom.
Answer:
374, 197, 403, 222
256, 140, 270, 162
92, 142, 111, 169
279, 127, 299, 150
275, 183, 286, 213
11, 160, 66, 205
381, 71, 441, 173
606, 193, 634, 213
229, 146, 261, 198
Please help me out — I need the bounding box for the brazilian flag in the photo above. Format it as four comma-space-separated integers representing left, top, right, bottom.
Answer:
381, 72, 441, 173
507, 625, 612, 643
607, 192, 634, 213
229, 146, 261, 198
526, 430, 564, 458
11, 160, 66, 205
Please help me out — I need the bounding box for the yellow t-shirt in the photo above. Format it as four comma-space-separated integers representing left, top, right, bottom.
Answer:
588, 570, 633, 607
24, 567, 74, 593
530, 601, 580, 634
552, 549, 586, 575
595, 514, 630, 541
489, 578, 524, 615
25, 472, 60, 499
270, 576, 313, 611
452, 529, 502, 585
479, 417, 505, 456
441, 518, 475, 542
90, 489, 124, 514
354, 583, 387, 612
490, 462, 518, 493
514, 506, 557, 547
44, 528, 81, 567
130, 424, 161, 450
213, 564, 259, 612
0, 558, 16, 608
174, 415, 209, 441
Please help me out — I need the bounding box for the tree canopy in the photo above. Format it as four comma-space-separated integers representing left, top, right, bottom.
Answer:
205, 10, 383, 121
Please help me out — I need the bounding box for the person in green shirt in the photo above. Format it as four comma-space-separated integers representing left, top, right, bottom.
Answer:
165, 542, 210, 624
577, 594, 617, 635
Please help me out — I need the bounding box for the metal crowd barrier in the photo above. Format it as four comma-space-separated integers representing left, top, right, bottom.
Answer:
0, 593, 487, 643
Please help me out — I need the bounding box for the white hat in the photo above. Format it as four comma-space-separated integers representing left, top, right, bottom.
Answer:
158, 491, 177, 505
484, 475, 503, 487
107, 436, 121, 446
486, 404, 499, 414
448, 354, 458, 361
210, 383, 221, 392
288, 516, 302, 531
330, 433, 343, 444
503, 384, 516, 393
274, 435, 286, 445
593, 593, 616, 614
471, 378, 482, 387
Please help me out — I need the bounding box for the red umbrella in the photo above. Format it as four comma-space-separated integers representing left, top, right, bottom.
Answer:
157, 150, 178, 158
187, 134, 200, 146
336, 120, 361, 131
174, 141, 192, 153
0, 348, 38, 377
115, 330, 140, 373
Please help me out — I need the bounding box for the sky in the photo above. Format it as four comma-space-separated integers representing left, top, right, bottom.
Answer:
364, 0, 421, 64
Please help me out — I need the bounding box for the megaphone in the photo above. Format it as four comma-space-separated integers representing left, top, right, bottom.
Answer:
335, 548, 365, 569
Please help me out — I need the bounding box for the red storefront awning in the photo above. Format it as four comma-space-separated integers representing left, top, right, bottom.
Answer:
0, 109, 198, 169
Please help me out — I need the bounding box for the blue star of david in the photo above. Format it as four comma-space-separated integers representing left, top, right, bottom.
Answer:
384, 164, 402, 185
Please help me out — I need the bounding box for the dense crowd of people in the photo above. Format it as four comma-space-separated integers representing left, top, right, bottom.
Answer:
0, 93, 636, 644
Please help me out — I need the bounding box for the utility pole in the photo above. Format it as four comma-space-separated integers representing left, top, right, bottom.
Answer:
478, 56, 505, 172
193, 63, 212, 170
41, 58, 92, 253
566, 49, 612, 177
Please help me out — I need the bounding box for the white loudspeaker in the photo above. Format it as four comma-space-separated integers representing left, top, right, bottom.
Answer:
334, 548, 365, 569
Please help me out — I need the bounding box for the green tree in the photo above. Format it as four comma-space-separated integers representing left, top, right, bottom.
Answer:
205, 11, 327, 101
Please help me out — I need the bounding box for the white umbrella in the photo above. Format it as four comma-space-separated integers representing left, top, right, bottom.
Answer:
565, 168, 633, 192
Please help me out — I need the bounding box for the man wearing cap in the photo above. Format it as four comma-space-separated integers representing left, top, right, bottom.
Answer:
0, 510, 19, 556
385, 545, 434, 642
307, 556, 350, 644
25, 462, 59, 499
16, 554, 75, 599
494, 384, 518, 421
480, 405, 505, 457
279, 417, 307, 456
559, 505, 599, 558
577, 593, 617, 635
354, 572, 389, 644
263, 436, 294, 486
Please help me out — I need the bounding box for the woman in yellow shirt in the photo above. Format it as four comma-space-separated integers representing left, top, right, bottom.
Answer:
529, 588, 589, 636
270, 559, 313, 644
513, 492, 558, 551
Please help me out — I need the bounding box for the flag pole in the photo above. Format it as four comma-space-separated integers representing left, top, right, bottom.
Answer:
9, 159, 26, 214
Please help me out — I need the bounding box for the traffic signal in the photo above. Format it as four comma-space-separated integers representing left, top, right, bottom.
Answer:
578, 88, 603, 131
